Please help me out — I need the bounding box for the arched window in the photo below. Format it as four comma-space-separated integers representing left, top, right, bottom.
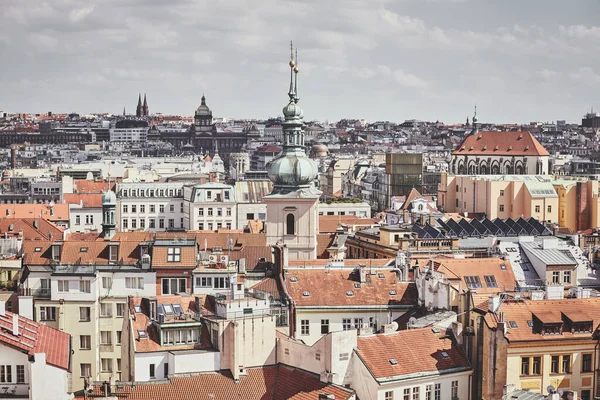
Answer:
286, 213, 295, 235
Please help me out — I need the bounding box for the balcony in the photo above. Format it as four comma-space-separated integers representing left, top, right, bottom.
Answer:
157, 311, 202, 324
19, 285, 50, 299
99, 344, 114, 353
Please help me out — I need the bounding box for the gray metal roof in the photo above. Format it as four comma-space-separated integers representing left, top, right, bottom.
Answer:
521, 241, 577, 266
502, 389, 546, 400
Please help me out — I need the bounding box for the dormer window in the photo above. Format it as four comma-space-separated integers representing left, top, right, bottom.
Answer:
167, 248, 181, 262
109, 244, 119, 263
572, 322, 593, 334
464, 276, 482, 289
51, 244, 62, 262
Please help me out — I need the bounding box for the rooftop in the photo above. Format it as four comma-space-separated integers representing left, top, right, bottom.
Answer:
452, 131, 549, 156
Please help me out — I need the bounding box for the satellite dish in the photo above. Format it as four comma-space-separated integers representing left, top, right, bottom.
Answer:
408, 317, 418, 326
547, 385, 556, 394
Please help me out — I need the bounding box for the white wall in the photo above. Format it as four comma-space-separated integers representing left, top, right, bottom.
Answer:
318, 202, 371, 218
0, 345, 31, 397
168, 351, 220, 375
134, 352, 168, 381
69, 206, 103, 233
50, 276, 96, 302
99, 271, 157, 298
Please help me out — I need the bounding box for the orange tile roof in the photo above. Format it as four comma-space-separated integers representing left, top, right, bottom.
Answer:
285, 268, 416, 307
452, 131, 549, 156
250, 277, 281, 298
73, 179, 115, 193
63, 193, 103, 208
228, 245, 273, 271
319, 216, 380, 233
151, 246, 197, 268
492, 298, 600, 342
316, 234, 335, 258
0, 310, 71, 371
433, 258, 518, 293
81, 365, 353, 399
288, 258, 392, 267
0, 203, 69, 221
356, 328, 470, 380
0, 218, 63, 241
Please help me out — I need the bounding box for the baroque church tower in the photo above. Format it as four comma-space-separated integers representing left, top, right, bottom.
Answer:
265, 43, 320, 259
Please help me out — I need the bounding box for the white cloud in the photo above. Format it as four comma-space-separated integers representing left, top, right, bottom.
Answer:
568, 67, 600, 84
69, 5, 95, 22
393, 69, 429, 88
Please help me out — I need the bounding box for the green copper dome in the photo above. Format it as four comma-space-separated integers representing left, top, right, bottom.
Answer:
102, 189, 117, 206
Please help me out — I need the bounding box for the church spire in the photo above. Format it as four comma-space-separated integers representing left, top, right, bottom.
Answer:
471, 104, 478, 135
136, 93, 142, 117
142, 94, 148, 116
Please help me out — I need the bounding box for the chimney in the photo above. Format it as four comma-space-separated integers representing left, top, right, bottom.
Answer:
502, 384, 516, 395
429, 214, 436, 226
402, 209, 410, 224
12, 313, 19, 336
359, 265, 367, 284
0, 300, 5, 316
488, 295, 500, 313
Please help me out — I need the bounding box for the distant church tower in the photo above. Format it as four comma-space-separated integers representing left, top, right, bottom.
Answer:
264, 43, 320, 260
136, 93, 149, 117
101, 184, 117, 239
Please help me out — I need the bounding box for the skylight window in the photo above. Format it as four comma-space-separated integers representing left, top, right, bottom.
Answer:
484, 275, 498, 288
138, 330, 147, 339
134, 305, 142, 313
389, 290, 397, 295
527, 320, 534, 328
509, 321, 518, 328
172, 304, 182, 314
441, 352, 449, 359
80, 247, 88, 253
34, 247, 42, 252
302, 291, 310, 296
500, 264, 507, 270
289, 277, 298, 282
163, 304, 174, 314
346, 291, 354, 296
378, 273, 385, 279
389, 358, 398, 365
354, 283, 361, 289
464, 276, 483, 289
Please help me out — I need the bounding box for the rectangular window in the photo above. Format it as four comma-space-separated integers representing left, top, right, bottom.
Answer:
150, 205, 155, 213
434, 384, 441, 400
412, 387, 420, 400
199, 208, 204, 216
149, 219, 155, 228
100, 331, 112, 345
140, 205, 145, 213
116, 330, 122, 345
140, 219, 146, 228
0, 365, 12, 383
521, 357, 530, 375
339, 353, 349, 361
167, 247, 181, 262
164, 363, 169, 378
149, 364, 155, 379
562, 355, 571, 373
321, 319, 329, 334
455, 199, 459, 207
116, 303, 125, 317
563, 271, 571, 284
500, 190, 504, 196
131, 219, 137, 229
122, 219, 128, 229
425, 385, 432, 400
354, 318, 363, 329
131, 205, 137, 213
159, 218, 165, 228
79, 307, 91, 321
226, 222, 231, 229
535, 205, 540, 213
224, 191, 230, 200
226, 208, 232, 217
125, 277, 144, 289
208, 208, 213, 216
464, 276, 482, 289
40, 306, 56, 321
582, 353, 593, 373
403, 388, 410, 400
532, 356, 541, 375
217, 208, 222, 216
117, 358, 122, 372
196, 277, 213, 287
548, 205, 552, 213
80, 335, 91, 350
552, 271, 560, 284
499, 204, 504, 212
451, 381, 458, 398
101, 358, 112, 372
207, 191, 212, 199
100, 303, 112, 317
214, 277, 229, 289
342, 318, 352, 331
246, 213, 255, 220
301, 320, 309, 335
16, 365, 24, 384
170, 204, 175, 213
75, 215, 81, 225
385, 391, 394, 400
79, 280, 91, 293
102, 277, 112, 289
80, 363, 91, 377
551, 355, 559, 373
484, 275, 498, 288
159, 205, 165, 213
581, 390, 591, 400
169, 219, 174, 228
57, 280, 69, 292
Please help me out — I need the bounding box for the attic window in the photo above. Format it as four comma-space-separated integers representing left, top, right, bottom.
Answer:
483, 275, 498, 288
346, 291, 354, 296
34, 247, 42, 252
302, 291, 310, 297
290, 277, 298, 282
80, 247, 88, 253
134, 305, 142, 313
441, 351, 449, 359
527, 320, 534, 328
431, 327, 440, 334
509, 321, 518, 328
354, 283, 361, 289
389, 290, 397, 295
378, 273, 385, 279
389, 358, 398, 365
464, 276, 482, 289
500, 264, 507, 270
138, 330, 147, 339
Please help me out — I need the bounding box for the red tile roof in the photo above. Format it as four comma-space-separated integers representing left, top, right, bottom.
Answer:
151, 246, 197, 268
73, 179, 115, 193
285, 268, 416, 307
0, 203, 69, 222
80, 365, 353, 399
0, 218, 63, 241
432, 258, 518, 293
288, 258, 393, 267
63, 193, 103, 208
452, 131, 549, 156
356, 328, 470, 380
0, 310, 71, 371
319, 216, 380, 233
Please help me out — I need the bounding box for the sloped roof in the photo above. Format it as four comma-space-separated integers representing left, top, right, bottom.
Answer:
63, 193, 103, 208
0, 203, 69, 222
433, 258, 518, 293
356, 328, 470, 380
318, 216, 380, 234
0, 310, 71, 371
452, 131, 549, 156
285, 268, 416, 307
0, 218, 63, 241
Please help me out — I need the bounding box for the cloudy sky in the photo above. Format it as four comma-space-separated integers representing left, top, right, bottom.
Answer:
1, 0, 599, 123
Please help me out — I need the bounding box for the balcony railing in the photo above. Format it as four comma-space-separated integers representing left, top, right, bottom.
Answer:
0, 383, 29, 398
19, 286, 51, 299
157, 311, 202, 324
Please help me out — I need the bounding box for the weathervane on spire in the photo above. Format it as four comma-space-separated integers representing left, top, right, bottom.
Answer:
294, 48, 299, 103
471, 103, 479, 135
288, 40, 296, 101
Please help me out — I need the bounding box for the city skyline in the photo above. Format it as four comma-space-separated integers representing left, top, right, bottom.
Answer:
1, 0, 599, 123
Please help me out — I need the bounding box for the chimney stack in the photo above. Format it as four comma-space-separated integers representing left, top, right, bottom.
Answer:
0, 300, 5, 317
12, 313, 19, 336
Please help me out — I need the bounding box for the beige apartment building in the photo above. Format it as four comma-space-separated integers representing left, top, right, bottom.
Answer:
438, 173, 600, 232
